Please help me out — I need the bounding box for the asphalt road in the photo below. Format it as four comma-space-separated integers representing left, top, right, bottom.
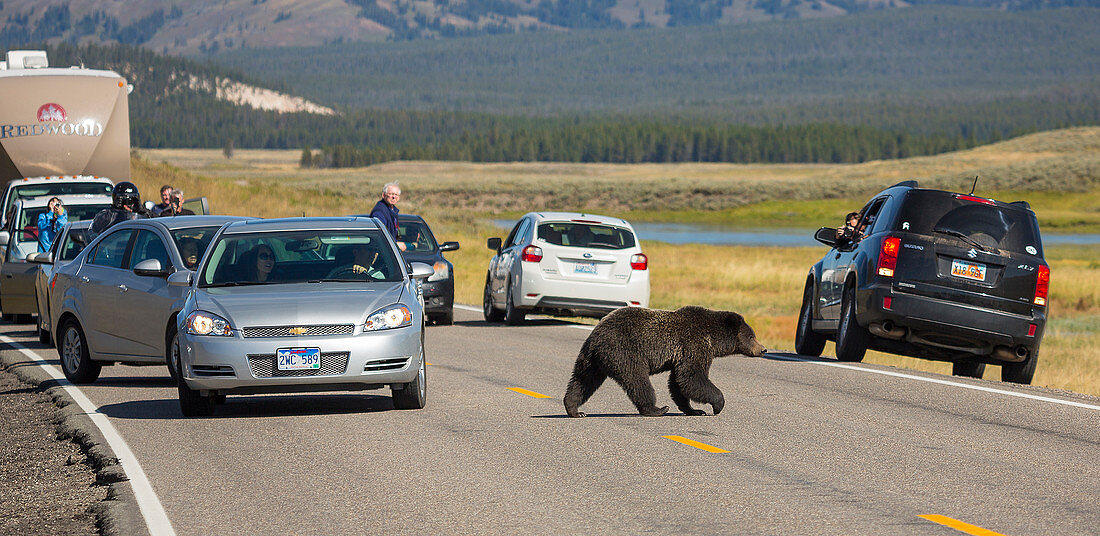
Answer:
2, 306, 1098, 536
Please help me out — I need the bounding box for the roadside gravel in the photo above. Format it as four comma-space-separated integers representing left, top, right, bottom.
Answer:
0, 367, 103, 535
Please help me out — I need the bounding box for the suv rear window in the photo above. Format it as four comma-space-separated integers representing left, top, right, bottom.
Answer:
894, 190, 1043, 256
537, 222, 636, 250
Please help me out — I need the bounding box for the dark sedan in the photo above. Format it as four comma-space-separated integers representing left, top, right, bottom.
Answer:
795, 180, 1049, 384
396, 214, 459, 325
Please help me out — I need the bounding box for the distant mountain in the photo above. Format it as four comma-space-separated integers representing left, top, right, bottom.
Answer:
2, 0, 1099, 53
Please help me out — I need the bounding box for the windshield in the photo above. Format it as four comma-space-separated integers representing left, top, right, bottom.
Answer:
895, 190, 1043, 256
8, 204, 111, 261
537, 222, 636, 250
199, 229, 402, 287
397, 220, 438, 253
6, 183, 114, 219
170, 226, 221, 271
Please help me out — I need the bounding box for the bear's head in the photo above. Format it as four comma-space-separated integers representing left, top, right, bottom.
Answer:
725, 312, 767, 357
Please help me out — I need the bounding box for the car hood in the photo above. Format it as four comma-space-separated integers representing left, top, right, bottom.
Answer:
195, 282, 410, 327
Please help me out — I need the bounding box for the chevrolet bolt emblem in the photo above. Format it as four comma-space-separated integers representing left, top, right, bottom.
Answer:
289, 327, 308, 336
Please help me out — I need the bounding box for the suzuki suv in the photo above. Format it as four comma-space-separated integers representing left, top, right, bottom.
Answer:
795, 181, 1049, 384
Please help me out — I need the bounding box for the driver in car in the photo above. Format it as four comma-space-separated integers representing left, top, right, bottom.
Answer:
332, 244, 386, 279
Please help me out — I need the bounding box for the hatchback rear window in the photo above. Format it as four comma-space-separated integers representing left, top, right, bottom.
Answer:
894, 190, 1043, 256
537, 223, 636, 250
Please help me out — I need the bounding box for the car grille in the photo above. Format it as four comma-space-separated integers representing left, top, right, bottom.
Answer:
240, 325, 356, 338
247, 352, 350, 378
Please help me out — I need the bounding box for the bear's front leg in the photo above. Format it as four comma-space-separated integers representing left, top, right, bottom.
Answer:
669, 372, 706, 416
673, 364, 725, 415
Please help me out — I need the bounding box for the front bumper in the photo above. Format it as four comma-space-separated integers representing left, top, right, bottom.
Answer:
420, 278, 454, 314
180, 325, 422, 394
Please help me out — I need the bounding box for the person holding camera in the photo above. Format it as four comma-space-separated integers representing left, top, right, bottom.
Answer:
37, 196, 68, 252
157, 188, 195, 217
90, 182, 151, 238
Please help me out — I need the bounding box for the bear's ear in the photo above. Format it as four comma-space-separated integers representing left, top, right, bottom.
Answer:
725, 312, 744, 326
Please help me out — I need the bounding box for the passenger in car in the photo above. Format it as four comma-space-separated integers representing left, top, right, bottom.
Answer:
240, 244, 276, 282
179, 238, 201, 270
565, 225, 593, 247
835, 212, 861, 242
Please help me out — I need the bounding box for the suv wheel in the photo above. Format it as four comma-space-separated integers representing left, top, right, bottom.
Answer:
795, 280, 826, 357
504, 282, 526, 326
483, 276, 504, 322
952, 361, 986, 379
392, 351, 427, 409
60, 319, 101, 384
1001, 350, 1037, 385
835, 287, 868, 363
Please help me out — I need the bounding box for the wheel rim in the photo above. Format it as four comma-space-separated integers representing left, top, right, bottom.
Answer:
417, 354, 426, 400
838, 300, 851, 349
62, 327, 81, 372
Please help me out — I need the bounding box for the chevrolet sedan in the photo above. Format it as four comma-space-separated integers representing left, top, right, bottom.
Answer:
173, 217, 435, 417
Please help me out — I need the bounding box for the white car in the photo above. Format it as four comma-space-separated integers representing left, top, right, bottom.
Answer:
483, 212, 649, 324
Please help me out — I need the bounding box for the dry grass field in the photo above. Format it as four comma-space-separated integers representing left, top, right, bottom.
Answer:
135, 127, 1100, 396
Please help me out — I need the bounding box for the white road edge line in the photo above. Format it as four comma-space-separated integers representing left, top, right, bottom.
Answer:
1, 335, 176, 536
455, 304, 1099, 411
771, 353, 1100, 411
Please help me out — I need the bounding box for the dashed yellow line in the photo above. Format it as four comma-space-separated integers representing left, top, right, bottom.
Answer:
918, 515, 1008, 536
508, 387, 552, 399
662, 435, 729, 453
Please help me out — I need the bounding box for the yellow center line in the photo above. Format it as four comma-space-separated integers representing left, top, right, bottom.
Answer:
918, 515, 1008, 536
662, 435, 729, 453
508, 387, 553, 399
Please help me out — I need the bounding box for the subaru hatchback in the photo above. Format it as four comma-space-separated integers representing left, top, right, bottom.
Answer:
795, 180, 1048, 384
484, 212, 649, 324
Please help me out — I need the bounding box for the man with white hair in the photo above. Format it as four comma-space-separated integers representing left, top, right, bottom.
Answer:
370, 181, 406, 251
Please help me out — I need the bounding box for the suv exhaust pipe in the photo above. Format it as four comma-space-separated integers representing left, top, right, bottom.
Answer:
993, 345, 1029, 363
869, 321, 906, 340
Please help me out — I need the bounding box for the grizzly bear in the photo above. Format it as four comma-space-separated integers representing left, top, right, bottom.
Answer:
564, 306, 766, 417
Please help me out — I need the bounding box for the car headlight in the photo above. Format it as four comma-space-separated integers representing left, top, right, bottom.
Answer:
186, 310, 233, 336
427, 261, 450, 282
364, 304, 413, 331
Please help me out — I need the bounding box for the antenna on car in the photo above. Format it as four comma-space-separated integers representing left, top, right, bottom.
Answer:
968, 175, 979, 195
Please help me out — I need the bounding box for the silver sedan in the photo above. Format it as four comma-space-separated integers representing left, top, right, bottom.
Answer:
173, 217, 434, 417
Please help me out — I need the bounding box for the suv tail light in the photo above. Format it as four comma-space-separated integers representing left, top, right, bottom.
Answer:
955, 194, 995, 205
521, 245, 543, 263
630, 253, 648, 270
1033, 265, 1049, 306
877, 237, 900, 277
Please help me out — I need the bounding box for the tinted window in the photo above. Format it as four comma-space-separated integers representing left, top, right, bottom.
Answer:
131, 230, 171, 268
397, 220, 438, 253
200, 230, 401, 287
89, 230, 133, 269
894, 190, 1043, 255
58, 229, 88, 262
18, 203, 110, 230
537, 223, 636, 250
7, 183, 113, 217
170, 226, 221, 271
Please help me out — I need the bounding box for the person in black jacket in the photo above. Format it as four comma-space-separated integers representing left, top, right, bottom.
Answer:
369, 181, 407, 251
90, 182, 150, 238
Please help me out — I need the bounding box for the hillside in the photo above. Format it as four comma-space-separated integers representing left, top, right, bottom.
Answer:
1, 0, 1098, 53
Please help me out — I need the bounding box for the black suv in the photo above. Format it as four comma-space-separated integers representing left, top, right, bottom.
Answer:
396, 214, 459, 325
795, 181, 1049, 384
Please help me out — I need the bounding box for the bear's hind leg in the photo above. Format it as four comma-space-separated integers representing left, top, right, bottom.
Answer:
612, 366, 668, 417
669, 371, 706, 416
564, 355, 607, 418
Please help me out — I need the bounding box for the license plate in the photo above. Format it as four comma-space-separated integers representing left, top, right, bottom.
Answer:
951, 259, 987, 281
574, 261, 597, 274
277, 348, 321, 370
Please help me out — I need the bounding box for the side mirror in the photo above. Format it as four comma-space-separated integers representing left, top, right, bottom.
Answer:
487, 237, 501, 252
440, 241, 460, 252
27, 251, 53, 264
408, 262, 434, 280
133, 258, 171, 277
167, 270, 194, 287
814, 227, 839, 248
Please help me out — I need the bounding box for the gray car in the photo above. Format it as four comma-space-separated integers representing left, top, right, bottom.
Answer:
172, 217, 434, 417
28, 220, 93, 345
50, 216, 253, 384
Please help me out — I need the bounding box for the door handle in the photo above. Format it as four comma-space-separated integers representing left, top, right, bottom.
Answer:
118, 284, 128, 292
80, 276, 90, 282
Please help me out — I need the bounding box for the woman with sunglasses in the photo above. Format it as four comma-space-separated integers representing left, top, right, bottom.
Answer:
243, 244, 276, 282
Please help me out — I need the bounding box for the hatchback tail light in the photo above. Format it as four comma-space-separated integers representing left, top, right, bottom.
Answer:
954, 194, 995, 206
521, 245, 543, 263
877, 237, 900, 277
630, 253, 648, 270
1033, 265, 1049, 306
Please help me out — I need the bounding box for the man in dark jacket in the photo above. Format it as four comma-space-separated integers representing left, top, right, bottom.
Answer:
90, 182, 150, 239
369, 181, 407, 251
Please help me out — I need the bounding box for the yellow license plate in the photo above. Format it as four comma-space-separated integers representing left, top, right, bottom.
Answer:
951, 259, 986, 281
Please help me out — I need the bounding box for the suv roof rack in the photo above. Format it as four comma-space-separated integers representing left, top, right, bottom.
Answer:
1010, 200, 1032, 209
891, 180, 919, 189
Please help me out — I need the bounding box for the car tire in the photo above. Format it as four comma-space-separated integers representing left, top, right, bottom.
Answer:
392, 351, 427, 410
59, 319, 101, 384
835, 287, 868, 363
1001, 350, 1037, 385
504, 282, 526, 326
165, 324, 181, 382
795, 280, 826, 357
178, 371, 216, 417
952, 361, 986, 379
483, 276, 504, 323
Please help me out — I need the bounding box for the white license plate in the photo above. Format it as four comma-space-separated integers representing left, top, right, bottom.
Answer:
950, 259, 987, 281
574, 262, 597, 274
277, 348, 321, 370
